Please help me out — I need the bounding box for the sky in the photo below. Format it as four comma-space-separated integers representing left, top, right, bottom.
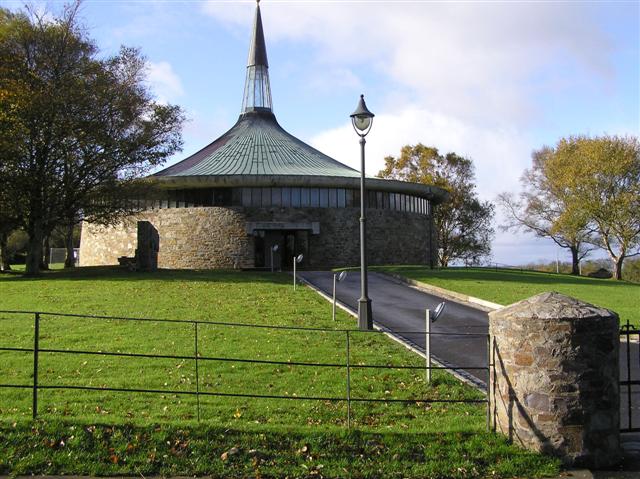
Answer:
4, 0, 639, 265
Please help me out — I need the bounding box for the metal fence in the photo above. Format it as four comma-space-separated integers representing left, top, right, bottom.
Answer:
0, 310, 490, 429
620, 319, 640, 433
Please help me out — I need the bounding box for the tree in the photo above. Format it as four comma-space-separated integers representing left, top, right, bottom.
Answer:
497, 146, 595, 275
547, 135, 640, 280
0, 3, 184, 275
379, 144, 494, 267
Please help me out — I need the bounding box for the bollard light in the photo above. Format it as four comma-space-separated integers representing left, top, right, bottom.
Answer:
293, 253, 304, 290
425, 301, 447, 383
270, 244, 279, 273
332, 271, 348, 321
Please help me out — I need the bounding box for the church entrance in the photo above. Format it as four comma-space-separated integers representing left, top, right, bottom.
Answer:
254, 230, 309, 271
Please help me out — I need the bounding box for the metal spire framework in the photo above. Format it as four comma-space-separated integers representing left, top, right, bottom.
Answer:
241, 0, 273, 114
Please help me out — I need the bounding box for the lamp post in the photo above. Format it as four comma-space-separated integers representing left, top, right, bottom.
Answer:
350, 94, 374, 330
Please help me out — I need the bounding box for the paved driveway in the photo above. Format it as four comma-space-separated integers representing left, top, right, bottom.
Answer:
299, 271, 490, 388
299, 270, 640, 430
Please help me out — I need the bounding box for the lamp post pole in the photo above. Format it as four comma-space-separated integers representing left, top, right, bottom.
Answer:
358, 136, 372, 330
350, 94, 374, 331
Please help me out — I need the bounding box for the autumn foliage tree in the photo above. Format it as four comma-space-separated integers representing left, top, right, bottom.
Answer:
548, 135, 640, 280
498, 146, 595, 275
379, 144, 494, 267
0, 3, 184, 275
501, 135, 639, 280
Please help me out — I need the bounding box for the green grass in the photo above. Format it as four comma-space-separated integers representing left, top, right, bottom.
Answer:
0, 267, 560, 477
373, 265, 640, 326
0, 420, 559, 478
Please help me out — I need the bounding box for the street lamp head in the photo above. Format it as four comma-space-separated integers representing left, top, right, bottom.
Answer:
350, 94, 374, 137
338, 271, 347, 282
295, 254, 304, 264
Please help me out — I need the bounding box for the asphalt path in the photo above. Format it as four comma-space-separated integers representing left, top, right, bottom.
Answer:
299, 271, 491, 388
299, 270, 640, 429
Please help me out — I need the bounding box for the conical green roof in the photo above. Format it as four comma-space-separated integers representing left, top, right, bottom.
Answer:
155, 1, 359, 180
154, 111, 360, 178
152, 1, 448, 205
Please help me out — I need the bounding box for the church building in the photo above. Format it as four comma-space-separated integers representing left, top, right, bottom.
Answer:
79, 1, 447, 270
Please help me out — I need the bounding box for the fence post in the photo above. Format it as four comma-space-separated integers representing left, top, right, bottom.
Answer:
32, 312, 40, 420
626, 319, 631, 430
486, 334, 491, 432
346, 330, 351, 429
425, 309, 431, 383
194, 322, 201, 423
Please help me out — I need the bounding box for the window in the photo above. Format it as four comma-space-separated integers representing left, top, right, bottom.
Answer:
346, 189, 354, 207
261, 187, 271, 207
310, 188, 319, 207
282, 187, 291, 207
337, 189, 346, 208
329, 188, 337, 208
320, 188, 329, 207
232, 188, 242, 206
213, 188, 232, 206
271, 187, 282, 207
291, 187, 301, 207
251, 188, 261, 207
301, 188, 310, 207
242, 188, 252, 207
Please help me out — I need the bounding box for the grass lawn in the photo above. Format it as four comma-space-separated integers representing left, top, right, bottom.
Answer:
374, 266, 640, 326
0, 267, 559, 478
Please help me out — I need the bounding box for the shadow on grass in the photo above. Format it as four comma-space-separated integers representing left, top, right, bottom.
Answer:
0, 266, 292, 285
0, 420, 561, 477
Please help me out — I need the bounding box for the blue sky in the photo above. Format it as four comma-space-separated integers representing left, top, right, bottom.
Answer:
4, 0, 639, 265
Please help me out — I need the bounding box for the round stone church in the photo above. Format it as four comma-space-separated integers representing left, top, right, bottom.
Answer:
79, 2, 447, 270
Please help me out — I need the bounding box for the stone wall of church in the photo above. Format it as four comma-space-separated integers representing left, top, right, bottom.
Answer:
79, 206, 435, 270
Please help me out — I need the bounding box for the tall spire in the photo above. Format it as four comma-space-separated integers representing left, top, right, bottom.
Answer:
241, 0, 273, 115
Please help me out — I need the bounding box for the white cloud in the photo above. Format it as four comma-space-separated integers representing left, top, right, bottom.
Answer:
309, 107, 531, 200
200, 1, 629, 264
308, 106, 541, 265
202, 1, 614, 126
308, 67, 362, 93
147, 61, 185, 104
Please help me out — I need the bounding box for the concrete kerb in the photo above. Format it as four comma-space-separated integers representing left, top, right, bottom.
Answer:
295, 274, 488, 392
377, 271, 504, 312
378, 271, 639, 344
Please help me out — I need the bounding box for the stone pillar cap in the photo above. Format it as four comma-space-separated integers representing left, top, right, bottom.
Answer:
489, 291, 618, 321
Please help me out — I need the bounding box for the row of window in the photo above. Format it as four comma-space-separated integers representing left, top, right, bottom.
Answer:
143, 187, 431, 215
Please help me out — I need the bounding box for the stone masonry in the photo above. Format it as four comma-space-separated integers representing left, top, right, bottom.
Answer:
79, 206, 435, 270
489, 292, 620, 468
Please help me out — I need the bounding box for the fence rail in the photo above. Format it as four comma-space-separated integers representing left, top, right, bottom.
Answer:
0, 310, 490, 430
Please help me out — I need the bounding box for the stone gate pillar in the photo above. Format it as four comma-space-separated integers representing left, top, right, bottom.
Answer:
489, 292, 620, 468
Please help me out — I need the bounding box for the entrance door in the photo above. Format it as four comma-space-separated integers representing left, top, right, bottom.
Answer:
282, 230, 309, 270
254, 230, 309, 270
